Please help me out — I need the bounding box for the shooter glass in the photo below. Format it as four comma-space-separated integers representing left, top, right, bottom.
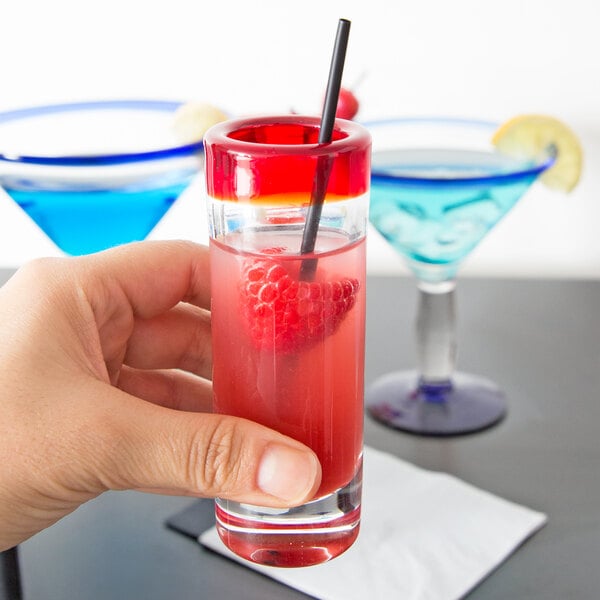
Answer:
204, 115, 370, 567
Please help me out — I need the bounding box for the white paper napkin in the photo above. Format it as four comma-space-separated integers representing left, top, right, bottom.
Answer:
200, 446, 547, 600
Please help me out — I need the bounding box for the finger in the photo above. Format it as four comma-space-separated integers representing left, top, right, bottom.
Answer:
117, 366, 213, 413
124, 304, 212, 378
78, 240, 211, 320
91, 382, 321, 507
69, 241, 211, 382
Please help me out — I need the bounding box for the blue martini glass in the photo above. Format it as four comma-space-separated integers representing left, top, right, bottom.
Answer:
365, 117, 554, 435
0, 100, 204, 255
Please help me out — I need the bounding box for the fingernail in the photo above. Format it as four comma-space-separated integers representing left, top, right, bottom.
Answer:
257, 444, 320, 504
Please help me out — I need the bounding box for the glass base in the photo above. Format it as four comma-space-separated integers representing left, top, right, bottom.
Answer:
215, 463, 362, 567
366, 371, 506, 436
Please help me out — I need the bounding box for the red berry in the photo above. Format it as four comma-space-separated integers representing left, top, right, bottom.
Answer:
239, 257, 360, 352
336, 87, 359, 120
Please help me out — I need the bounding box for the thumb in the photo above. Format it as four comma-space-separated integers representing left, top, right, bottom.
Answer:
93, 389, 322, 507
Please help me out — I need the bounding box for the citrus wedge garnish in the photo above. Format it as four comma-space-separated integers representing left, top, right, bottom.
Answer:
492, 115, 583, 192
173, 101, 228, 144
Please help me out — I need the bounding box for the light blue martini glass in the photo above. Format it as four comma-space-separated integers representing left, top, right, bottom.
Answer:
365, 117, 554, 436
0, 100, 204, 255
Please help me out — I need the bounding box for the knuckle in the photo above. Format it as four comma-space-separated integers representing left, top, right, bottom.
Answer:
189, 418, 245, 496
19, 256, 60, 276
15, 258, 62, 292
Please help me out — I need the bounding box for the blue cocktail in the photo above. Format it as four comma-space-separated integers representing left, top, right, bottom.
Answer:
0, 100, 205, 256
365, 118, 554, 435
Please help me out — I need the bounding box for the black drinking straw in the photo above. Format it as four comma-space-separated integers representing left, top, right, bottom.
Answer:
299, 18, 351, 280
0, 547, 22, 600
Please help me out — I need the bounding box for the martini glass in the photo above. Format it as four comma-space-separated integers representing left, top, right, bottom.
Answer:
0, 100, 204, 256
365, 117, 554, 436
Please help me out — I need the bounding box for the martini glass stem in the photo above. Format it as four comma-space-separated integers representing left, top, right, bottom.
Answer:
416, 279, 457, 393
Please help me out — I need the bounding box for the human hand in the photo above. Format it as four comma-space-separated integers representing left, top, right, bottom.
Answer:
0, 241, 321, 551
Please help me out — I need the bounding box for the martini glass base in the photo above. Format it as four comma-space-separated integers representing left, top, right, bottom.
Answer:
366, 371, 507, 436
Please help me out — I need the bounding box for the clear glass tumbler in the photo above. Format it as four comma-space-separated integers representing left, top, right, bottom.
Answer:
204, 115, 370, 567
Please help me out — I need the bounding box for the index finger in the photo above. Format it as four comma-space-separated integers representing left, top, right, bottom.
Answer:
78, 240, 211, 318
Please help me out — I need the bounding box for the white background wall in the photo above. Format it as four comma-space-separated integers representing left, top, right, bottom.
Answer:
0, 0, 598, 278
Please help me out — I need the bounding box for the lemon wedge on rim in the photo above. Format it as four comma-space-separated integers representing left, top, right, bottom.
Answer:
492, 114, 583, 192
173, 101, 228, 144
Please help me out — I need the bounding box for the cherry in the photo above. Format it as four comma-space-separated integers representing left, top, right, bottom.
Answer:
335, 87, 359, 120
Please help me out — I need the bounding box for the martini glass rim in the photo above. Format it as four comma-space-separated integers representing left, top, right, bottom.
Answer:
362, 116, 555, 186
0, 99, 204, 166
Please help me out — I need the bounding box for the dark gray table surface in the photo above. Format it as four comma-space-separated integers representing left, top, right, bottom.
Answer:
2, 268, 599, 599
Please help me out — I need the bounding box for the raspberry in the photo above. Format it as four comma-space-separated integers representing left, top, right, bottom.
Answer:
239, 257, 359, 352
